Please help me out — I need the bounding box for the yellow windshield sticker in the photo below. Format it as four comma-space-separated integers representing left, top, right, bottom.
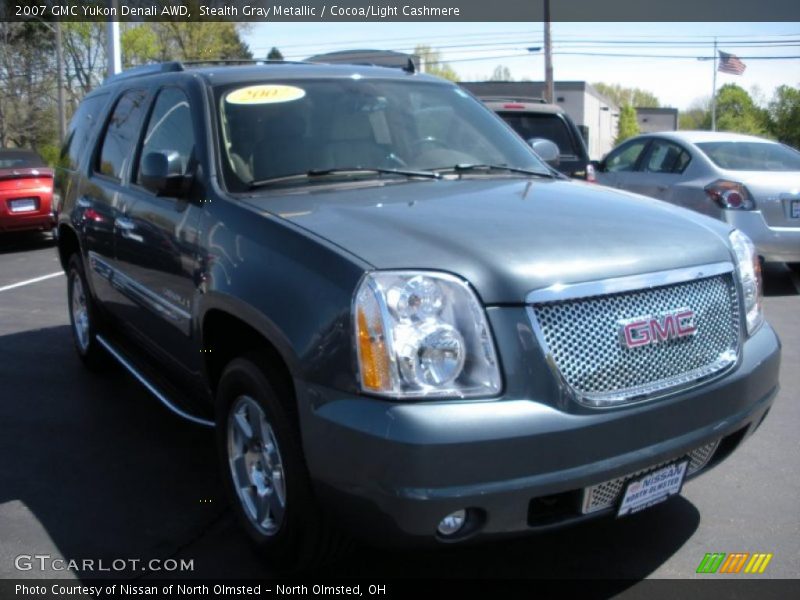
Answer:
225, 85, 306, 105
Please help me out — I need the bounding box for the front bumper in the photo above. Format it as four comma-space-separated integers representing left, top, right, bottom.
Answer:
298, 318, 780, 545
723, 210, 800, 263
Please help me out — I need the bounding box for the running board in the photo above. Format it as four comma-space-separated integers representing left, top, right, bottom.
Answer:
96, 334, 215, 428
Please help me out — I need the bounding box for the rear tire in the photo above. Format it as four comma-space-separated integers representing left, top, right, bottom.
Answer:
215, 354, 346, 570
67, 254, 108, 370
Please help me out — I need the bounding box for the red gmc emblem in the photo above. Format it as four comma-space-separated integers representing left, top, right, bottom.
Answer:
619, 308, 697, 349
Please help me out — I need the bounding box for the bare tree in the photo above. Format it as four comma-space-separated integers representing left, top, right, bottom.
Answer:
0, 23, 57, 150
62, 23, 106, 105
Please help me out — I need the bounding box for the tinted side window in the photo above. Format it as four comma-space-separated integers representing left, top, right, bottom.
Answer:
96, 89, 148, 181
644, 140, 691, 174
136, 88, 195, 184
606, 140, 648, 172
61, 93, 108, 170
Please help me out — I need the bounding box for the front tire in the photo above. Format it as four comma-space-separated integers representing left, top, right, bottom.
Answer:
216, 355, 343, 569
67, 254, 108, 370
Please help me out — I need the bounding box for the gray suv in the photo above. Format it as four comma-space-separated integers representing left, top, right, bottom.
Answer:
56, 61, 780, 566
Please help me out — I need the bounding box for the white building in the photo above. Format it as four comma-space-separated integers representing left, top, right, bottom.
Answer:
636, 107, 679, 133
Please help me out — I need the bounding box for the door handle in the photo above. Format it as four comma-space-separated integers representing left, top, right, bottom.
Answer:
115, 217, 136, 231
656, 185, 669, 192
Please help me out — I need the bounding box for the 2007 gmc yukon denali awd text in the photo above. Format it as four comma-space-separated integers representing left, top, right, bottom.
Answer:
55, 61, 780, 566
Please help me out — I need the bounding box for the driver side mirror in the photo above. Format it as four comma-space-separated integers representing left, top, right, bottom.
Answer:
140, 151, 190, 197
590, 159, 605, 173
527, 138, 560, 167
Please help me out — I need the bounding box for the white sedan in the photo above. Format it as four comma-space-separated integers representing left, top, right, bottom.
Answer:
595, 131, 800, 265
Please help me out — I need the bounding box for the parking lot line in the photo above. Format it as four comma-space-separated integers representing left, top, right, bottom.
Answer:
0, 271, 63, 293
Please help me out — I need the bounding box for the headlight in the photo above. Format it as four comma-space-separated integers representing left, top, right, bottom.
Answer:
729, 229, 763, 336
354, 271, 501, 398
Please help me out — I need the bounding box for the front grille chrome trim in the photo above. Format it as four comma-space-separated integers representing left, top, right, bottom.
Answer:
526, 263, 742, 408
526, 261, 734, 304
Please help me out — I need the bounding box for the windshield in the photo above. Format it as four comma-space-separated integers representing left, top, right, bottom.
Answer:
696, 141, 800, 171
216, 78, 549, 190
0, 150, 46, 169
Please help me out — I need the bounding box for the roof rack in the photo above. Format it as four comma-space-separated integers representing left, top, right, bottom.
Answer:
182, 59, 309, 68
305, 58, 418, 74
103, 62, 183, 85
102, 59, 309, 85
478, 96, 549, 104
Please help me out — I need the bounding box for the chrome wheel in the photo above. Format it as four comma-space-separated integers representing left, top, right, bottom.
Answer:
227, 395, 287, 536
71, 273, 90, 352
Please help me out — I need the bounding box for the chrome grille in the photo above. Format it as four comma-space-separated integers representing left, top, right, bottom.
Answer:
581, 440, 720, 514
530, 273, 740, 406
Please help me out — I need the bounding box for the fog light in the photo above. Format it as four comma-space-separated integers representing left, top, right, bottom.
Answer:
437, 509, 467, 536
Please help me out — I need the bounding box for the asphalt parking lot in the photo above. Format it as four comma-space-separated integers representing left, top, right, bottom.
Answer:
0, 232, 798, 585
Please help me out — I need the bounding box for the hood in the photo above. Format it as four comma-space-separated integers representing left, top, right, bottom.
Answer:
243, 178, 734, 304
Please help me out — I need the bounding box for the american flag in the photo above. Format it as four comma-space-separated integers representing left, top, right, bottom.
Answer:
718, 51, 746, 75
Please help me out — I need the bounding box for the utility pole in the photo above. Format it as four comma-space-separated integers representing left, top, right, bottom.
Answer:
55, 22, 66, 143
106, 0, 122, 77
711, 38, 718, 131
543, 0, 554, 103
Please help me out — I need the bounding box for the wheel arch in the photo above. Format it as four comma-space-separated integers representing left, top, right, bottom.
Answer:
199, 293, 301, 414
57, 223, 81, 271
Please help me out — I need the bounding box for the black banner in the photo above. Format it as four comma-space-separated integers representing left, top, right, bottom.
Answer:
1, 0, 800, 22
2, 579, 800, 599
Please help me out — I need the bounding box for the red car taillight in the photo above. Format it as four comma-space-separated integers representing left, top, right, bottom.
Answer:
705, 180, 754, 210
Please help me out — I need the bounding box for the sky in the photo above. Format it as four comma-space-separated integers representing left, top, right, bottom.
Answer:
242, 21, 800, 110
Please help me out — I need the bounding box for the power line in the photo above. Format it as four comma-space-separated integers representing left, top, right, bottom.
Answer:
255, 28, 544, 51
423, 52, 800, 65
250, 32, 800, 54
254, 39, 800, 57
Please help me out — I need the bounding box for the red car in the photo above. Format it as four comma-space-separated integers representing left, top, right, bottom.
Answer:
0, 149, 55, 234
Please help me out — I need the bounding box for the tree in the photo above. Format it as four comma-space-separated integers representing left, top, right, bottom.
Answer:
0, 21, 254, 163
267, 47, 284, 61
768, 84, 800, 148
62, 23, 106, 103
594, 82, 660, 108
0, 23, 57, 151
122, 23, 252, 65
490, 65, 513, 81
414, 44, 459, 82
121, 24, 159, 67
707, 83, 769, 135
615, 104, 640, 144
679, 97, 710, 130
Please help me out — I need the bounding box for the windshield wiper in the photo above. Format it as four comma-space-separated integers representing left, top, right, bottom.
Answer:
249, 167, 440, 189
437, 163, 554, 178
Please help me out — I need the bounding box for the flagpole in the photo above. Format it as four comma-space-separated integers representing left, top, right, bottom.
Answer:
711, 38, 718, 131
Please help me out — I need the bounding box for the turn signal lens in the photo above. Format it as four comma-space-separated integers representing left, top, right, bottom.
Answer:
356, 290, 391, 392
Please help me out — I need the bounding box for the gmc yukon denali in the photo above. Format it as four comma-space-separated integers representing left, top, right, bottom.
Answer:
56, 61, 781, 565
